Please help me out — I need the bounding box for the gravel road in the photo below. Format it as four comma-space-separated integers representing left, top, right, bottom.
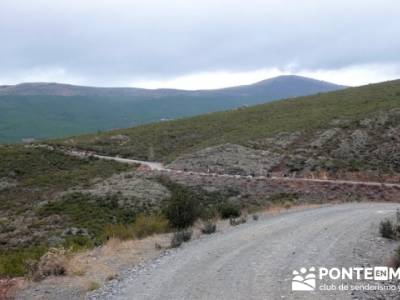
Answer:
89, 203, 400, 300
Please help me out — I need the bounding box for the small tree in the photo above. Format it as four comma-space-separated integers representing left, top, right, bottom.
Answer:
164, 185, 199, 229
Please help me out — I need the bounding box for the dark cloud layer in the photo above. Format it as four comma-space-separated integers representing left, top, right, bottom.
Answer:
1, 0, 399, 86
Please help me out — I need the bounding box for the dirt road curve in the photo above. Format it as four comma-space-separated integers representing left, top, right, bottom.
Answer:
94, 203, 398, 300
68, 150, 400, 189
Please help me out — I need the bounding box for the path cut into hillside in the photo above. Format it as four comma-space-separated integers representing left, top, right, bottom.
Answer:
67, 150, 400, 189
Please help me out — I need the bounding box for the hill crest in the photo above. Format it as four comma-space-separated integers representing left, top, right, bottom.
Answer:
0, 75, 345, 97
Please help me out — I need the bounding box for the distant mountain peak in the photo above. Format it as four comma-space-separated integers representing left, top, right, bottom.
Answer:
252, 75, 345, 87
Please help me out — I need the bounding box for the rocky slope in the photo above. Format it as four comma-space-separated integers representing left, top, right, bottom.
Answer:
168, 108, 400, 181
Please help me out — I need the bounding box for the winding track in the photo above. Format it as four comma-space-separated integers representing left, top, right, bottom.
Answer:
69, 151, 400, 299
68, 150, 400, 189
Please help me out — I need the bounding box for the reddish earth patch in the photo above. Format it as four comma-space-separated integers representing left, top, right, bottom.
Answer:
0, 278, 25, 300
137, 164, 151, 171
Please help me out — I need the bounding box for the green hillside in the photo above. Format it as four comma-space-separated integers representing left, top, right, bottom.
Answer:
0, 76, 344, 143
56, 80, 400, 162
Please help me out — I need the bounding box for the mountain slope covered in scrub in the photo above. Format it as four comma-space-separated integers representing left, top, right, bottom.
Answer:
57, 80, 400, 169
1, 79, 400, 278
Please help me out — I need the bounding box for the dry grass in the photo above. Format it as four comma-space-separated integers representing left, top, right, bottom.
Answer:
131, 214, 170, 238
66, 234, 171, 283
14, 232, 171, 298
16, 203, 322, 298
87, 281, 100, 291
103, 214, 170, 240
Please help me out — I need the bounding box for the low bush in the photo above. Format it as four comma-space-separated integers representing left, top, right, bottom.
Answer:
252, 214, 259, 221
170, 234, 183, 248
267, 193, 298, 204
396, 247, 400, 265
387, 247, 400, 269
200, 206, 219, 221
218, 202, 241, 219
201, 222, 217, 234
229, 216, 247, 226
0, 246, 47, 277
170, 229, 193, 248
0, 147, 130, 189
181, 229, 193, 242
39, 192, 136, 243
284, 202, 292, 209
33, 248, 67, 281
62, 236, 94, 252
380, 219, 395, 239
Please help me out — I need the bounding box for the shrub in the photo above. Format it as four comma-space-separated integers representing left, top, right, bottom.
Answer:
170, 235, 182, 248
164, 185, 200, 229
380, 219, 395, 239
284, 202, 292, 209
252, 214, 259, 221
180, 229, 192, 242
229, 216, 247, 226
170, 229, 192, 248
201, 222, 216, 234
396, 247, 400, 265
63, 236, 94, 252
33, 248, 67, 281
106, 273, 118, 281
268, 193, 298, 204
387, 248, 400, 269
39, 192, 136, 243
200, 206, 219, 221
229, 218, 240, 226
0, 246, 46, 277
218, 202, 241, 219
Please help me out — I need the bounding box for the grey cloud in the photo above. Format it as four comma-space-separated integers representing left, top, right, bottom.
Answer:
0, 0, 400, 84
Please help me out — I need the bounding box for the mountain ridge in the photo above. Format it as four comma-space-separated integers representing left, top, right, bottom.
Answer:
0, 75, 346, 97
0, 75, 346, 143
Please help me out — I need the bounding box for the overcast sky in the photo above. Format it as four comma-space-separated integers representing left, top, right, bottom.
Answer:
1, 0, 400, 89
